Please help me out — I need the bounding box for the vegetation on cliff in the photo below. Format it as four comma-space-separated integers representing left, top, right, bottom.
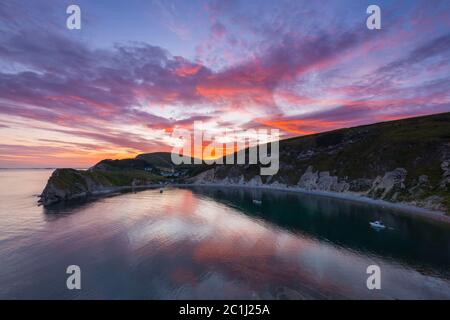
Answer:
39, 168, 165, 205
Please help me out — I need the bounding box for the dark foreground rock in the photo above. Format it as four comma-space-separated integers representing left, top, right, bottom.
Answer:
39, 168, 164, 206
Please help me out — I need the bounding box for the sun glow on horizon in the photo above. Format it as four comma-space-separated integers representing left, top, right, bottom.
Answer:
0, 0, 449, 167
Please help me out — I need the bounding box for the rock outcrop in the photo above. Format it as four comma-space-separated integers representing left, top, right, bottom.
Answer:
368, 168, 407, 200
40, 169, 97, 205
189, 164, 448, 213
296, 166, 349, 192
39, 168, 163, 206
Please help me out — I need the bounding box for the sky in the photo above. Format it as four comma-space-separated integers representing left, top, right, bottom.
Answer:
0, 0, 449, 168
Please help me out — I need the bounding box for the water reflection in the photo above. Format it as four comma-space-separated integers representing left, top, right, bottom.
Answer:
0, 170, 449, 299
188, 186, 450, 277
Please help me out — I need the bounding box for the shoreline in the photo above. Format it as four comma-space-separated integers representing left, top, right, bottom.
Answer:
179, 183, 450, 225
40, 182, 450, 224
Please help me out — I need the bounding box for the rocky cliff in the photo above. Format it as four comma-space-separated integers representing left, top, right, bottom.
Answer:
40, 112, 450, 213
190, 165, 449, 212
189, 113, 450, 213
39, 168, 164, 206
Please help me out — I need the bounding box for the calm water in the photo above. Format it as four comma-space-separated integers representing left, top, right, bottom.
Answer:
0, 169, 449, 299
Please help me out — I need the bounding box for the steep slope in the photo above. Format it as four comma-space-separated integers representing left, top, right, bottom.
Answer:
193, 112, 450, 213
39, 168, 165, 206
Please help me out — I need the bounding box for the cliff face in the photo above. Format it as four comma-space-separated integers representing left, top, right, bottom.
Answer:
190, 113, 450, 213
40, 112, 450, 213
39, 168, 164, 206
190, 165, 449, 212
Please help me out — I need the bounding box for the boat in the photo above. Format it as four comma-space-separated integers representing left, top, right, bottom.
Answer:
252, 199, 262, 205
369, 220, 386, 229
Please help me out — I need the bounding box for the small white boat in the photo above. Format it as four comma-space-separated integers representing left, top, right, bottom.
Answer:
369, 220, 386, 229
252, 199, 262, 205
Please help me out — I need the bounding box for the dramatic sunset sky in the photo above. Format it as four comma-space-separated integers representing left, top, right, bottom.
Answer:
0, 0, 449, 168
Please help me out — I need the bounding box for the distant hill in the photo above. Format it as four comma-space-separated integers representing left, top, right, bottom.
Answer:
40, 112, 450, 213
136, 152, 194, 170
92, 152, 206, 176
